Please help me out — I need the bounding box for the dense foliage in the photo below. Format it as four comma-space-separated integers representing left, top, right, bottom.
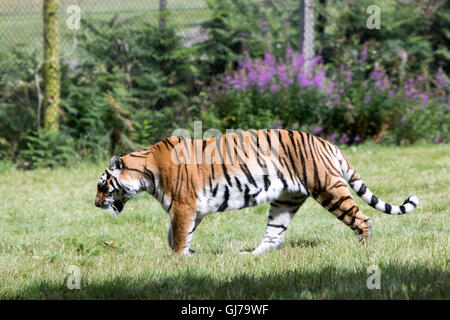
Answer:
209, 49, 448, 145
0, 0, 448, 167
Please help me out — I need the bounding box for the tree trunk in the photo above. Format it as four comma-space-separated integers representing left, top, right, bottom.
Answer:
43, 0, 61, 132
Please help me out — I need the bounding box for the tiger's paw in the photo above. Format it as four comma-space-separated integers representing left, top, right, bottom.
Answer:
251, 238, 285, 255
181, 248, 196, 256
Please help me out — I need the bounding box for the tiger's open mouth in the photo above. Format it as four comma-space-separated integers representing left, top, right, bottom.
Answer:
113, 200, 124, 212
104, 200, 124, 217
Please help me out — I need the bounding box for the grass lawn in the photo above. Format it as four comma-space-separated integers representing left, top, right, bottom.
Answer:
0, 144, 448, 299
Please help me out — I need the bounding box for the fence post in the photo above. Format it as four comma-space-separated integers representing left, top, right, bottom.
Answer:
43, 0, 61, 132
159, 0, 167, 28
299, 0, 304, 53
299, 0, 314, 61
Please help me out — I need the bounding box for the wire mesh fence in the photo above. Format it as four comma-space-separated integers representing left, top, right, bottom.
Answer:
0, 0, 211, 56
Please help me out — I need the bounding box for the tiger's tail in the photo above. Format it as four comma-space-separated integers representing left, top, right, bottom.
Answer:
334, 147, 419, 215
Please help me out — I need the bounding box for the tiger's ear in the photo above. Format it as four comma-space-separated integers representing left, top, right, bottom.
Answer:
110, 156, 123, 171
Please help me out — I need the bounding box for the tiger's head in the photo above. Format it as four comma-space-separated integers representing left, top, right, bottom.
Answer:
95, 155, 150, 216
95, 156, 130, 216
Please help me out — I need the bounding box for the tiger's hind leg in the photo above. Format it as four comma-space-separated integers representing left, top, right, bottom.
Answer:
315, 183, 372, 243
252, 192, 308, 255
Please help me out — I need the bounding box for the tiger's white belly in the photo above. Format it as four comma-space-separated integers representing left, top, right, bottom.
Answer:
196, 173, 307, 217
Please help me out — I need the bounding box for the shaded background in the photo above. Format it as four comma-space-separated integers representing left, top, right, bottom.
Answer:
0, 0, 448, 168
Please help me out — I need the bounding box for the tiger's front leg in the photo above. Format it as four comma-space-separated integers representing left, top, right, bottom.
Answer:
167, 206, 202, 255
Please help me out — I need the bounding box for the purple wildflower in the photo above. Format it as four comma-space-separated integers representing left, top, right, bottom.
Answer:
327, 80, 336, 94
359, 43, 368, 65
375, 80, 383, 89
261, 20, 269, 31
248, 69, 258, 84
371, 71, 384, 80
312, 71, 326, 89
243, 58, 253, 69
264, 53, 274, 65
388, 90, 396, 98
278, 66, 287, 82
329, 132, 338, 143
257, 71, 272, 88
420, 94, 430, 108
308, 56, 322, 69
217, 49, 327, 95
345, 71, 353, 85
435, 75, 447, 88
298, 73, 310, 88
340, 134, 350, 144
434, 136, 441, 144
312, 126, 323, 134
287, 47, 294, 58
405, 87, 417, 98
417, 75, 424, 82
365, 95, 371, 103
354, 135, 361, 142
293, 53, 305, 74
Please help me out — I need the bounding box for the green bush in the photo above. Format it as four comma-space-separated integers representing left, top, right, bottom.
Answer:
316, 0, 449, 74
10, 18, 201, 167
0, 48, 40, 160
131, 107, 182, 147
19, 131, 76, 169
199, 0, 301, 77
82, 17, 199, 110
210, 48, 449, 145
60, 66, 135, 158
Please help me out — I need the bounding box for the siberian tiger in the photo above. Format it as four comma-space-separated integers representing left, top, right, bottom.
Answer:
95, 129, 419, 255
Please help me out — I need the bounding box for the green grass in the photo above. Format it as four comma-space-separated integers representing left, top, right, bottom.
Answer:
0, 144, 449, 299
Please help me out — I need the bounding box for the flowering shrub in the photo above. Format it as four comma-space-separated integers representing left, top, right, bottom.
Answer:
211, 51, 329, 130
321, 57, 449, 145
210, 46, 449, 145
223, 51, 324, 92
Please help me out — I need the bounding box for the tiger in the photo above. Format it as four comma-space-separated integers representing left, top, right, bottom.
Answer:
95, 129, 419, 255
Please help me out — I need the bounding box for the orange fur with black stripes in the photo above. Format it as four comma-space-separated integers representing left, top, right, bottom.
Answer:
95, 129, 419, 255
